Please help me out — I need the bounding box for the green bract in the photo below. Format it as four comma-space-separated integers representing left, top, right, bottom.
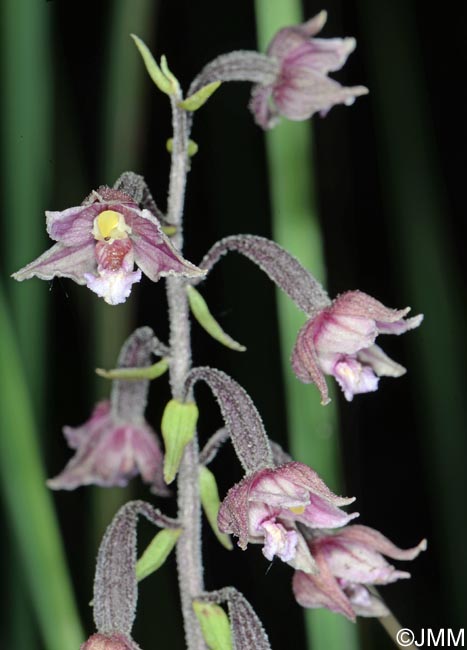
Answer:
192, 601, 233, 650
131, 35, 179, 96
187, 285, 246, 352
136, 528, 182, 582
161, 399, 199, 484
199, 466, 233, 550
179, 81, 222, 111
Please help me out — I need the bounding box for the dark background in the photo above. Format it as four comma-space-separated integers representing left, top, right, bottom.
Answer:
1, 1, 466, 648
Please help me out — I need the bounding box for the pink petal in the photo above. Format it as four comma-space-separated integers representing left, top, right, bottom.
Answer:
249, 84, 279, 130
131, 210, 205, 281
273, 68, 367, 121
63, 400, 111, 449
48, 413, 164, 490
12, 242, 95, 284
270, 462, 355, 507
46, 204, 101, 246
315, 312, 378, 355
334, 525, 427, 561
320, 539, 411, 584
292, 494, 359, 528
376, 313, 423, 335
283, 37, 357, 75
293, 551, 356, 620
291, 320, 330, 404
332, 291, 412, 324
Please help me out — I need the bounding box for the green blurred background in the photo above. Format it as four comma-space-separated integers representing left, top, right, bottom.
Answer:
1, 0, 465, 648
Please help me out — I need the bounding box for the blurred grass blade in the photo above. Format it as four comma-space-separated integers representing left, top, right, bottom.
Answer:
358, 0, 467, 624
1, 0, 51, 418
93, 0, 159, 541
254, 2, 360, 649
0, 284, 84, 650
1, 1, 52, 645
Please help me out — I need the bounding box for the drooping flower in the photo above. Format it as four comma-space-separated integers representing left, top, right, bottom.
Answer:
291, 290, 423, 404
47, 327, 168, 493
293, 525, 427, 620
81, 632, 141, 650
249, 11, 368, 129
218, 461, 357, 573
47, 400, 166, 493
12, 187, 204, 305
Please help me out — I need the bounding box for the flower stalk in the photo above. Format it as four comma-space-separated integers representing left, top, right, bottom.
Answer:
165, 92, 205, 649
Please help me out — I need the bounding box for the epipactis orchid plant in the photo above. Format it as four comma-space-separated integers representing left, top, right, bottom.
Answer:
13, 12, 425, 650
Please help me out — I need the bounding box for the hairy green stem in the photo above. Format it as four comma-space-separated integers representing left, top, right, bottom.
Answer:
166, 94, 205, 650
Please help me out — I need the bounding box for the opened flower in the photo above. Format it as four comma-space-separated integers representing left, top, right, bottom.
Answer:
12, 187, 204, 305
292, 290, 423, 404
218, 462, 357, 573
250, 10, 368, 129
293, 525, 427, 620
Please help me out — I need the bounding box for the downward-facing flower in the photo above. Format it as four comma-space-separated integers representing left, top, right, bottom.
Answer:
218, 461, 357, 572
48, 328, 167, 493
12, 186, 203, 305
47, 400, 166, 492
293, 525, 427, 620
250, 11, 368, 129
292, 290, 423, 404
81, 633, 141, 650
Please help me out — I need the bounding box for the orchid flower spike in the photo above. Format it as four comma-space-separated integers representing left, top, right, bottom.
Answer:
218, 461, 357, 573
292, 290, 423, 404
250, 11, 368, 129
293, 525, 427, 620
47, 328, 168, 494
13, 185, 204, 305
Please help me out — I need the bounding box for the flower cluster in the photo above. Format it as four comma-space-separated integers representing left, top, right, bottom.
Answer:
218, 462, 426, 619
11, 13, 427, 648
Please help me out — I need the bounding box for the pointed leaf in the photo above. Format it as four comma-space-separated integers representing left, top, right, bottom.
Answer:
193, 601, 233, 650
131, 35, 174, 96
161, 399, 199, 484
96, 358, 169, 381
200, 466, 233, 550
187, 286, 246, 352
136, 528, 182, 582
179, 81, 221, 111
160, 55, 180, 94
